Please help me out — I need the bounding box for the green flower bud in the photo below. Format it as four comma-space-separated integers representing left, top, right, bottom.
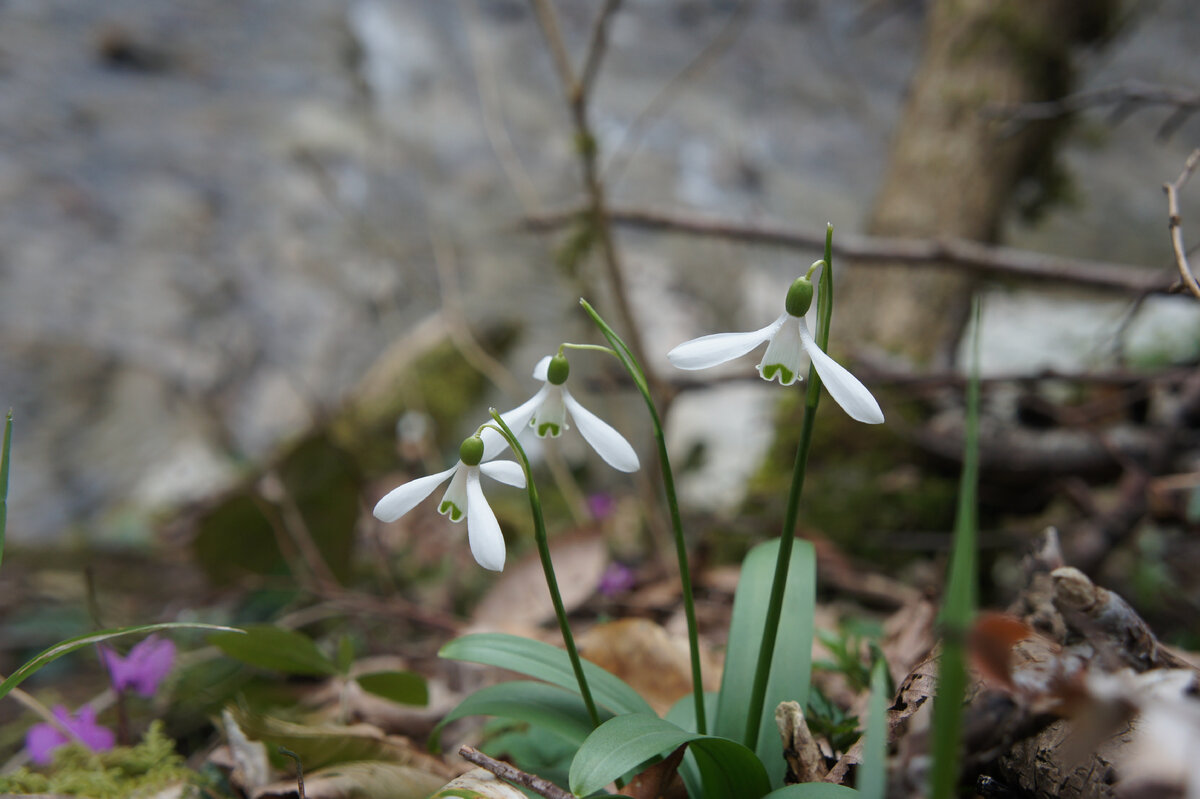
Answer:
547, 354, 570, 385
785, 277, 814, 317
459, 435, 485, 466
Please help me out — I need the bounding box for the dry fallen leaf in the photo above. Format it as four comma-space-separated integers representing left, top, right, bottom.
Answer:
471, 529, 608, 634
429, 767, 528, 798
578, 618, 718, 715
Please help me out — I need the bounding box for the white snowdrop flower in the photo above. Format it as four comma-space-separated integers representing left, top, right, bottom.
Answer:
372, 435, 524, 571
483, 353, 640, 473
667, 273, 884, 424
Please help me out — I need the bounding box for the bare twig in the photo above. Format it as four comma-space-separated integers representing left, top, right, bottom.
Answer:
990, 80, 1200, 138
579, 0, 624, 101
458, 745, 574, 799
605, 0, 757, 185
528, 0, 650, 373
1163, 148, 1200, 301
278, 747, 307, 799
524, 204, 1176, 295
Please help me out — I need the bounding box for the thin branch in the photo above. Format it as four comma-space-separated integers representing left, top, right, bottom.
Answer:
458, 745, 574, 799
579, 0, 624, 101
990, 80, 1200, 138
524, 204, 1176, 295
1163, 148, 1200, 301
605, 0, 757, 185
527, 0, 651, 375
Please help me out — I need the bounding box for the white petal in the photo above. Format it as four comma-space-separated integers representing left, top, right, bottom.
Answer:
532, 385, 569, 437
562, 389, 640, 473
667, 314, 786, 371
799, 320, 884, 424
757, 315, 806, 386
373, 465, 457, 523
480, 459, 526, 488
532, 355, 553, 382
438, 467, 470, 521
466, 468, 506, 571
482, 385, 550, 461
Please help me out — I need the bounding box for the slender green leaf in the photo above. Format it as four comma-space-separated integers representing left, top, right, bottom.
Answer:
569, 714, 770, 799
433, 680, 609, 752
209, 624, 338, 676
355, 670, 428, 706
0, 409, 11, 572
0, 622, 241, 700
439, 633, 653, 716
580, 298, 708, 733
929, 299, 982, 799
666, 693, 721, 799
716, 538, 816, 786
763, 784, 860, 798
857, 659, 889, 799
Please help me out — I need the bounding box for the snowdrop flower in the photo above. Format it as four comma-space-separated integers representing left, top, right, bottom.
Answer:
373, 435, 525, 571
667, 273, 884, 424
485, 353, 640, 473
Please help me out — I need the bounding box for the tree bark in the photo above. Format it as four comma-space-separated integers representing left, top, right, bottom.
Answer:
839, 0, 1114, 366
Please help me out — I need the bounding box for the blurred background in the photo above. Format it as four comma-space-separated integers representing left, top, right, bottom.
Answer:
2, 0, 1200, 673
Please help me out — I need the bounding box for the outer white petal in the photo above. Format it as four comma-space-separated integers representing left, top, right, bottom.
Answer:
465, 468, 506, 571
757, 315, 806, 386
798, 320, 885, 424
532, 355, 553, 382
480, 459, 526, 488
562, 389, 640, 473
482, 384, 550, 460
667, 314, 787, 371
373, 464, 457, 523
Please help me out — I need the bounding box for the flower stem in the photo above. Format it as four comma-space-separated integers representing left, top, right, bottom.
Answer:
743, 224, 835, 750
579, 299, 707, 734
486, 410, 601, 729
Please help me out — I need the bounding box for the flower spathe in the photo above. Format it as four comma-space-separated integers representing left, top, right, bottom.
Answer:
483, 354, 640, 473
372, 436, 525, 572
667, 276, 884, 424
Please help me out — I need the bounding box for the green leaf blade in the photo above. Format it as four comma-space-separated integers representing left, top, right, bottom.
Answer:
209, 624, 338, 676
569, 714, 770, 799
0, 622, 242, 700
857, 659, 889, 799
355, 670, 429, 706
432, 681, 608, 751
763, 784, 860, 798
439, 633, 653, 716
715, 538, 816, 786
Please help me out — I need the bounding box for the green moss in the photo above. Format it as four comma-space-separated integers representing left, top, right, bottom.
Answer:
0, 722, 196, 798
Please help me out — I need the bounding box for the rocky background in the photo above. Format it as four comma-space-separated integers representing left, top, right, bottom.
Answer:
1, 0, 1198, 544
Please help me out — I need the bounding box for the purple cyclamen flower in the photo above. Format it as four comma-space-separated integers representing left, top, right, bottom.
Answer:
597, 562, 637, 597
26, 705, 115, 765
100, 635, 175, 697
587, 493, 616, 520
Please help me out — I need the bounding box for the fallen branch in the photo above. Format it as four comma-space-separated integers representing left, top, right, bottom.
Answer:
458, 745, 574, 799
988, 80, 1200, 139
1163, 148, 1200, 301
523, 205, 1174, 295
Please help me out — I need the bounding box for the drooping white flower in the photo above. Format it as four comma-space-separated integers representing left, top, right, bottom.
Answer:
372, 435, 525, 571
667, 274, 884, 424
483, 354, 640, 473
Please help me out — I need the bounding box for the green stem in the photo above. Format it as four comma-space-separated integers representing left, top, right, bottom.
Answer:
486, 410, 601, 729
579, 299, 707, 734
743, 226, 835, 750
0, 410, 10, 573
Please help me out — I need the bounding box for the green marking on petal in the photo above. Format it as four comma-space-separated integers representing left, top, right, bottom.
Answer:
761, 363, 794, 385
536, 422, 561, 437
439, 501, 463, 522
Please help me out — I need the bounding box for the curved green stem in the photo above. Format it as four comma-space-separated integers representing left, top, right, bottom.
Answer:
743, 224, 835, 750
579, 299, 707, 734
485, 411, 601, 729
